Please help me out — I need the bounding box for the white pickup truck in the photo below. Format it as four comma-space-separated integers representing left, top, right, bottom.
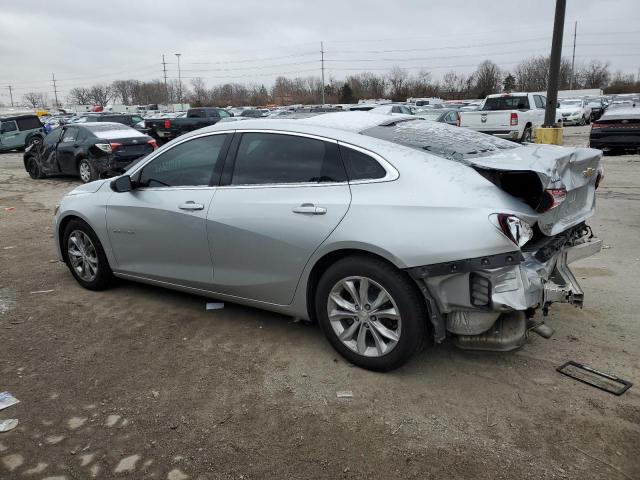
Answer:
459, 92, 560, 142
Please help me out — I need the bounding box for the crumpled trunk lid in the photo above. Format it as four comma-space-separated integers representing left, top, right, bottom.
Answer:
468, 145, 602, 236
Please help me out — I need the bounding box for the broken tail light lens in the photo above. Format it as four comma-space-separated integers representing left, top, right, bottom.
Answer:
537, 188, 567, 212
95, 142, 122, 154
489, 214, 533, 248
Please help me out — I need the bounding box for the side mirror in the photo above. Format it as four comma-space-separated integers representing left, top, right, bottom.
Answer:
110, 175, 132, 193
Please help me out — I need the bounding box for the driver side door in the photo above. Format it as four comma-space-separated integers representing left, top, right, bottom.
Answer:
106, 132, 231, 289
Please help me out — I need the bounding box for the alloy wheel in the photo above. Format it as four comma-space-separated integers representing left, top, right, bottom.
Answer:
327, 276, 402, 357
79, 162, 91, 183
67, 230, 98, 282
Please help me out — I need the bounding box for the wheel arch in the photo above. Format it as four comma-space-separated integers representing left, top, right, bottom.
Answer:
304, 247, 418, 324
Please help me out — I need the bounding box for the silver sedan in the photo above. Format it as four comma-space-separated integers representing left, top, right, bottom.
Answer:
54, 112, 603, 371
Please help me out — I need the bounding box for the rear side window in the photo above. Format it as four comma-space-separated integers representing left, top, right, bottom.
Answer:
218, 110, 230, 118
0, 120, 17, 133
16, 117, 42, 130
339, 145, 387, 181
533, 95, 545, 108
138, 134, 228, 187
231, 133, 346, 185
61, 127, 79, 142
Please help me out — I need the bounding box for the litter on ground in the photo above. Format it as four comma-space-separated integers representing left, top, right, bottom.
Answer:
206, 302, 225, 310
0, 419, 18, 433
0, 392, 19, 411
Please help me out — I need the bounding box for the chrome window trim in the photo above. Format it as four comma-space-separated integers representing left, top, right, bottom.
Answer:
232, 129, 339, 144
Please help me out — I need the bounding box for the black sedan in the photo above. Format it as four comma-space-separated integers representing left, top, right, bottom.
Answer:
415, 108, 460, 126
24, 122, 157, 183
590, 107, 640, 154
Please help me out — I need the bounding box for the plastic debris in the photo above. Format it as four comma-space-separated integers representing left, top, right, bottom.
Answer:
29, 290, 54, 294
0, 392, 19, 411
3, 207, 15, 212
336, 391, 353, 399
206, 302, 224, 310
0, 419, 18, 433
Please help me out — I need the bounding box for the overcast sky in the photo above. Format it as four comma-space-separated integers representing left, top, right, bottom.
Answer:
0, 0, 638, 103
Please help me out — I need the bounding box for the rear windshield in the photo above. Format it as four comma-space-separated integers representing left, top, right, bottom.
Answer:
361, 119, 517, 162
482, 96, 530, 111
16, 117, 42, 130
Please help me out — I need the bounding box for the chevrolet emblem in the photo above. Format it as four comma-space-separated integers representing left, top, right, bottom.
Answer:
582, 167, 595, 178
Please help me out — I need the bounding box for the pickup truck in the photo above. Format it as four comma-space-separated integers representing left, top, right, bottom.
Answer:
459, 93, 560, 143
145, 107, 233, 143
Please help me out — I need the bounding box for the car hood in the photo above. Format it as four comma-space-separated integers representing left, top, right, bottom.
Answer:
67, 179, 108, 195
558, 107, 581, 114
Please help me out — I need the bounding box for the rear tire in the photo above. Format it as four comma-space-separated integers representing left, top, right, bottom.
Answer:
315, 256, 427, 371
78, 158, 96, 183
520, 126, 532, 143
26, 157, 43, 179
62, 219, 113, 290
579, 116, 587, 126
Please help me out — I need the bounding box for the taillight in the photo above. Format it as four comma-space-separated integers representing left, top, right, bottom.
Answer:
591, 122, 602, 129
456, 113, 460, 127
110, 142, 122, 152
489, 214, 533, 248
164, 119, 171, 129
148, 139, 158, 150
510, 112, 518, 126
537, 187, 567, 212
95, 143, 113, 153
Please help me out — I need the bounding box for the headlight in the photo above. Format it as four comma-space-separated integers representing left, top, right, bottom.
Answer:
489, 214, 534, 248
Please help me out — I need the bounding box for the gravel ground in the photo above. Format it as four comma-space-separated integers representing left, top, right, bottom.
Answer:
0, 126, 639, 480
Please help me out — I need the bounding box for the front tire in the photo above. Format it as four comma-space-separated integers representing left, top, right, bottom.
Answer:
62, 219, 113, 290
579, 116, 587, 126
315, 256, 427, 371
520, 126, 532, 143
26, 157, 43, 179
78, 159, 96, 183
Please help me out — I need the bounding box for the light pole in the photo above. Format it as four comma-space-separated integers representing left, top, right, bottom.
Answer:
175, 53, 182, 111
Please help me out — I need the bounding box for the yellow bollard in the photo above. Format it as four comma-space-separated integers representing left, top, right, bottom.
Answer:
535, 127, 564, 145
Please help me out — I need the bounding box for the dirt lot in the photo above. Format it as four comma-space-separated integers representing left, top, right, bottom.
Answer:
1, 126, 639, 480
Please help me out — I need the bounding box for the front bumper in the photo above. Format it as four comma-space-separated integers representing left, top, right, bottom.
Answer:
407, 230, 602, 338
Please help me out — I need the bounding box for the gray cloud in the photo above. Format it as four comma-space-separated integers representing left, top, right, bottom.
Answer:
1, 0, 638, 103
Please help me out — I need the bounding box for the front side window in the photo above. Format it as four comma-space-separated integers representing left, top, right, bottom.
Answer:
44, 128, 63, 145
0, 121, 17, 133
231, 133, 345, 185
533, 96, 545, 108
138, 134, 228, 187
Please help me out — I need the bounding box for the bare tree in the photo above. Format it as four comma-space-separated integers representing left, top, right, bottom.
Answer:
387, 66, 409, 101
23, 92, 47, 108
473, 60, 501, 98
577, 60, 611, 89
67, 87, 92, 105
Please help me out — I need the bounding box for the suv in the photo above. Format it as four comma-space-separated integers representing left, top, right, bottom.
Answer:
0, 115, 45, 152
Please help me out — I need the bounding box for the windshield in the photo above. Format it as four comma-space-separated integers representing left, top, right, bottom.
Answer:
361, 119, 517, 162
560, 100, 582, 107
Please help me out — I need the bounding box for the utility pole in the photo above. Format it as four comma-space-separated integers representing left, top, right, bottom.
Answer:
51, 73, 59, 108
162, 54, 169, 107
569, 21, 577, 90
320, 41, 325, 105
6, 86, 14, 107
544, 0, 566, 127
175, 53, 182, 111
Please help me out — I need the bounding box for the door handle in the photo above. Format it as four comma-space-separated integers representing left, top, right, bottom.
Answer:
292, 203, 327, 215
178, 201, 204, 211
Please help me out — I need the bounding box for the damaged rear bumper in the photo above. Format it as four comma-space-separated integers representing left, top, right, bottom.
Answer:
406, 227, 602, 345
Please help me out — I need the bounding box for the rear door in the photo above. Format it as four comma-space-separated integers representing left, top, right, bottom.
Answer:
207, 131, 351, 305
106, 133, 230, 288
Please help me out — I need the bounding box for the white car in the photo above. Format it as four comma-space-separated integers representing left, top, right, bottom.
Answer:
369, 104, 415, 115
558, 99, 592, 126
